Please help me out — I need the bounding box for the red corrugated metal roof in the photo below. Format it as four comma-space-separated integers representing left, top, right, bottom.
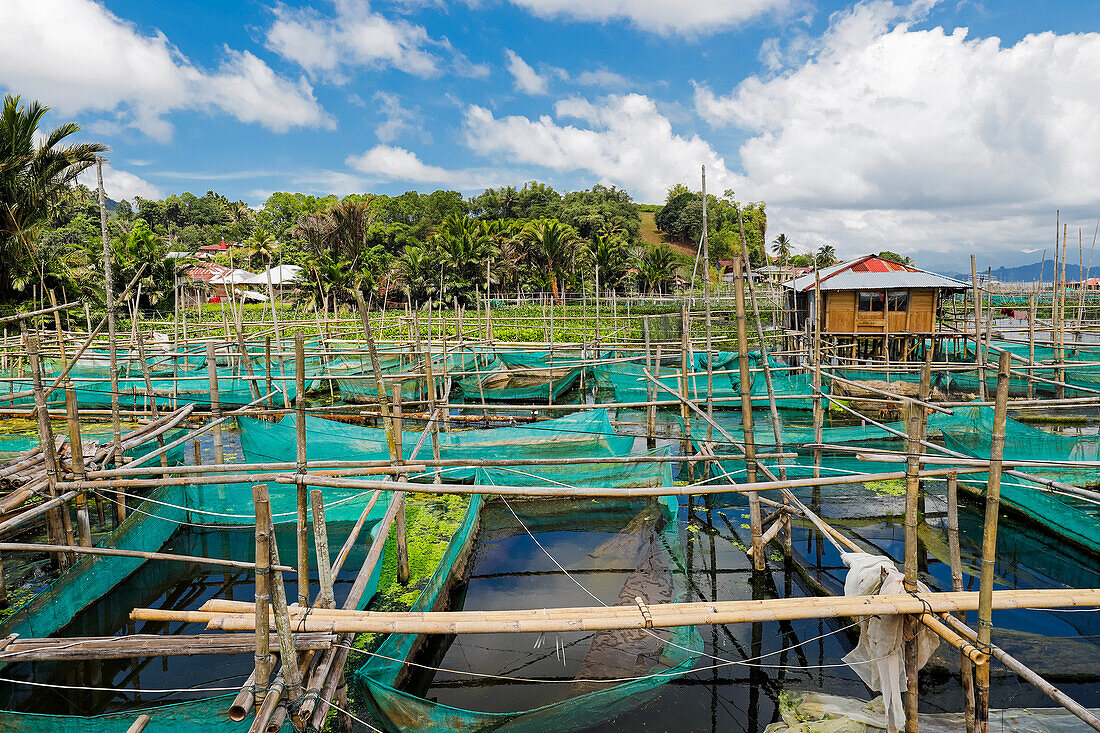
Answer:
849, 257, 920, 273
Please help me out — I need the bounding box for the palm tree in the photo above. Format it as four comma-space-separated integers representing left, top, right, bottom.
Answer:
772, 233, 792, 266
0, 94, 107, 296
244, 227, 278, 268
638, 243, 678, 294
522, 219, 582, 302
816, 243, 837, 267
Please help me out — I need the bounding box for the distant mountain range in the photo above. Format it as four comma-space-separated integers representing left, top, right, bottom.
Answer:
944, 259, 1095, 284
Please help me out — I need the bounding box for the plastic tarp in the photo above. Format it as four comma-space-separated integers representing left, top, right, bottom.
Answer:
841, 553, 940, 733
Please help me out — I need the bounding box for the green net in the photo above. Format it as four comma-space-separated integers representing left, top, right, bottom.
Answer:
456, 351, 585, 402
236, 409, 637, 482
594, 361, 818, 409
352, 469, 703, 733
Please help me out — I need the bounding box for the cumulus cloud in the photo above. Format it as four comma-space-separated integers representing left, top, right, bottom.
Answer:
373, 92, 427, 143
0, 0, 330, 141
266, 0, 487, 80
504, 49, 549, 95
346, 145, 462, 185
498, 0, 794, 36
692, 0, 1100, 262
463, 93, 735, 202
577, 69, 630, 89
78, 163, 163, 202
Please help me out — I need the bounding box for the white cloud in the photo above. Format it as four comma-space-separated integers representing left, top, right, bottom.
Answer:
498, 0, 794, 36
346, 145, 461, 184
463, 93, 734, 202
0, 0, 330, 141
373, 92, 426, 144
504, 49, 549, 95
78, 163, 163, 201
577, 69, 630, 89
692, 0, 1100, 263
265, 0, 466, 80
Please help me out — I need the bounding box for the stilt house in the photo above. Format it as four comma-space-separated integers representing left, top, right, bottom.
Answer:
783, 254, 968, 359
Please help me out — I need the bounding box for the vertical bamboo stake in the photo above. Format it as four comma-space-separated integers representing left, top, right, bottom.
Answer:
1057, 224, 1067, 399
1027, 294, 1037, 400
701, 166, 714, 444
27, 337, 72, 567
975, 350, 1011, 733
423, 353, 442, 484
946, 473, 977, 733
295, 332, 309, 607
970, 255, 986, 400
65, 383, 93, 547
264, 266, 291, 409
96, 159, 124, 475
258, 483, 304, 704
264, 336, 273, 414
47, 290, 66, 370
644, 317, 656, 449
679, 302, 692, 457
903, 396, 926, 732
310, 489, 335, 609
206, 341, 223, 466
812, 269, 823, 480
732, 256, 764, 570
252, 485, 272, 709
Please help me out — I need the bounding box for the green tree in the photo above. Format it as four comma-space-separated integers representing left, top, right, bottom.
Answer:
877, 250, 913, 265
816, 244, 838, 267
772, 233, 792, 265
638, 243, 678, 294
0, 94, 107, 297
113, 218, 170, 307
521, 219, 582, 302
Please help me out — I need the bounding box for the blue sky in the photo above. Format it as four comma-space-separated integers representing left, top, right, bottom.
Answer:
3, 0, 1099, 270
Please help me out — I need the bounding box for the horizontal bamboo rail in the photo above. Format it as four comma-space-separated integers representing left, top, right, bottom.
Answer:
0, 542, 296, 573
0, 632, 336, 661
128, 588, 1100, 635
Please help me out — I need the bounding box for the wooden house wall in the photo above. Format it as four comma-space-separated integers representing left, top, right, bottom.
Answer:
822, 288, 938, 334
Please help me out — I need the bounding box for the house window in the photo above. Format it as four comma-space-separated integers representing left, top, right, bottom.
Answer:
857, 291, 885, 312
887, 290, 909, 311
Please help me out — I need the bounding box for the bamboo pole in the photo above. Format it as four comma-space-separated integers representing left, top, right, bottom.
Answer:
207, 341, 223, 466
247, 484, 273, 716
64, 383, 93, 547
294, 332, 309, 606
971, 255, 986, 400
732, 256, 764, 570
139, 587, 1100, 634
310, 489, 335, 609
946, 473, 977, 733
975, 349, 1011, 733
903, 397, 926, 733
26, 337, 72, 567
96, 159, 125, 490
255, 483, 304, 705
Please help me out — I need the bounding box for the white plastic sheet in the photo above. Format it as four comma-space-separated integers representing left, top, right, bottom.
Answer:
840, 552, 940, 733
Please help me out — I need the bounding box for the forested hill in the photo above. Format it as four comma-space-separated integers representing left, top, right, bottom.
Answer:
948, 260, 1068, 284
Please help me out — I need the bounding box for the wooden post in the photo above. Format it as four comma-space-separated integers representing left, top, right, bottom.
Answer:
395, 492, 410, 585
295, 332, 309, 607
946, 473, 977, 733
96, 159, 124, 480
1027, 294, 1037, 400
903, 396, 926, 732
812, 269, 823, 480
701, 166, 714, 443
310, 489, 335, 609
206, 341, 223, 466
644, 317, 656, 449
65, 383, 93, 547
252, 484, 273, 710
257, 483, 304, 705
679, 302, 692, 457
970, 255, 986, 400
732, 256, 764, 570
27, 336, 73, 566
975, 350, 1011, 732
423, 353, 442, 484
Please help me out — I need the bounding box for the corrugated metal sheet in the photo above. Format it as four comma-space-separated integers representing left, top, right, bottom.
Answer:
784, 255, 968, 292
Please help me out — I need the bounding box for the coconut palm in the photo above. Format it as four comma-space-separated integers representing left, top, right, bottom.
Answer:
816, 243, 837, 267
638, 243, 678, 294
0, 94, 107, 296
772, 233, 792, 266
244, 227, 278, 267
522, 219, 582, 302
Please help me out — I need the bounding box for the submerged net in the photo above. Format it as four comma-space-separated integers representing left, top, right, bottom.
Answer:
353, 463, 703, 733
